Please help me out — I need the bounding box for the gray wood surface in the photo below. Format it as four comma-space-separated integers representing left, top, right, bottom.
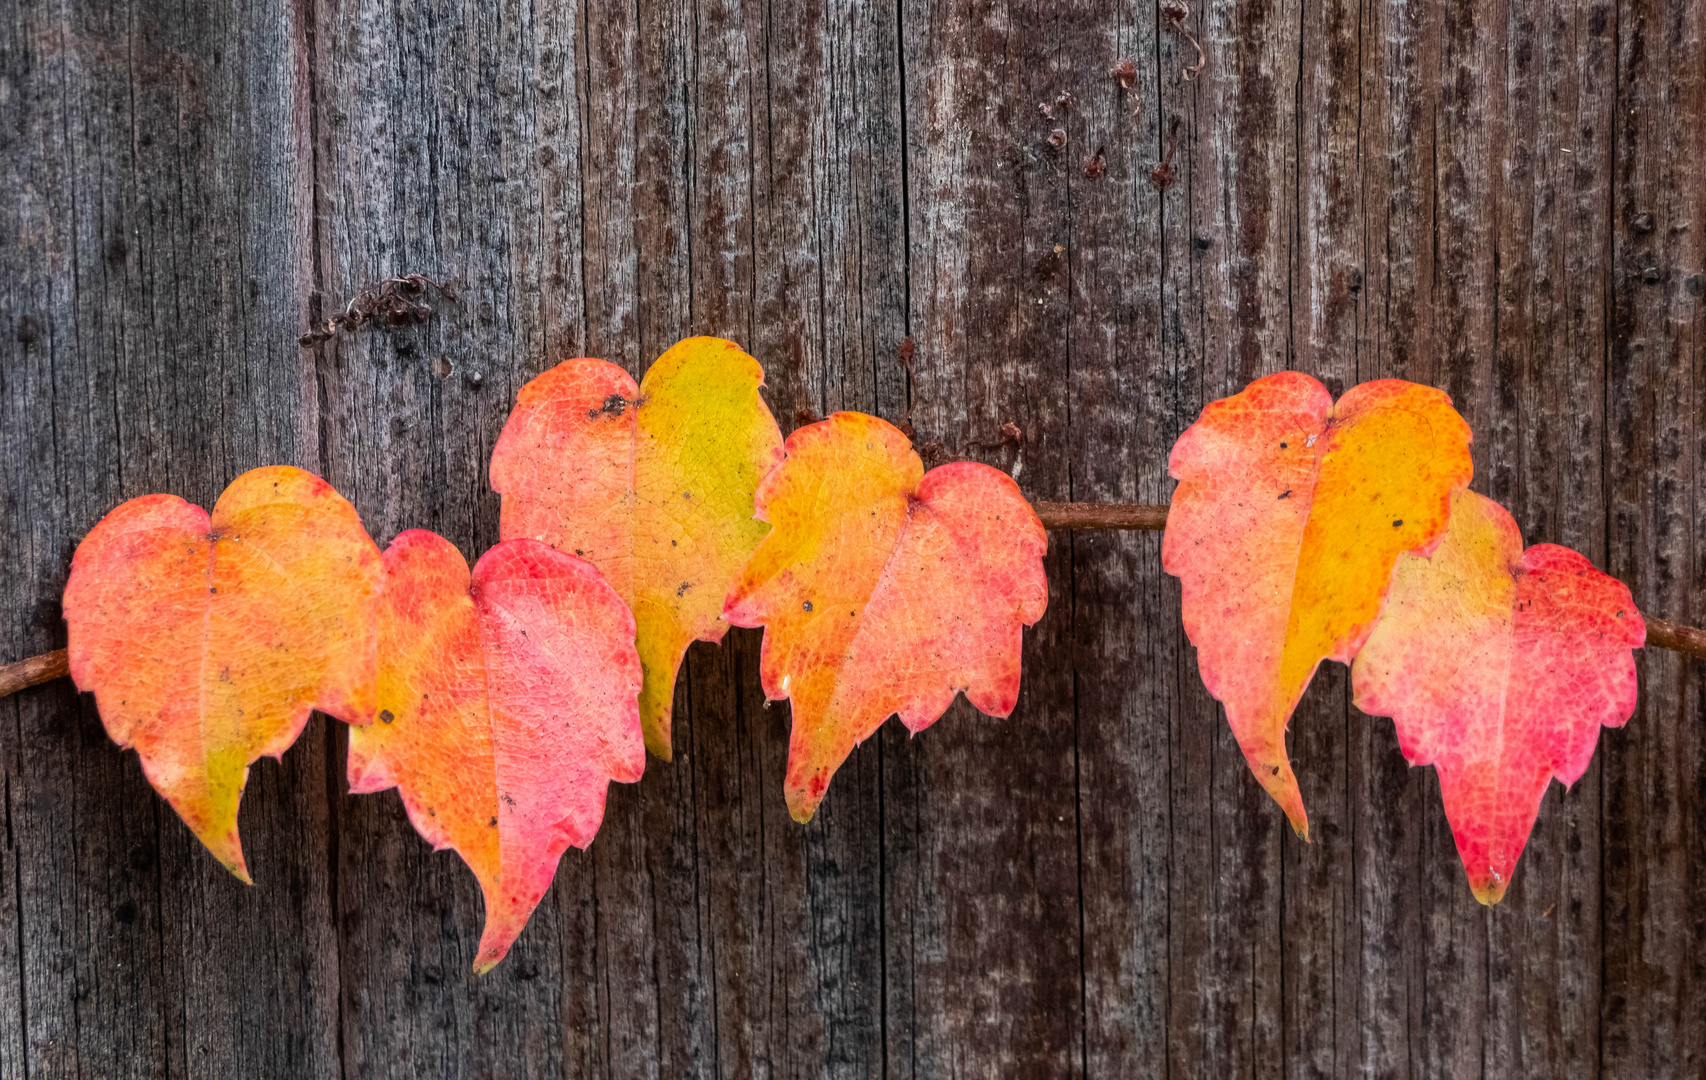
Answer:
1, 0, 1700, 1076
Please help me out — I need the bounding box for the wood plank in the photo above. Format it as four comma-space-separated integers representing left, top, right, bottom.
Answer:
1065, 4, 1174, 1078
679, 0, 904, 1076
578, 1, 715, 1075
307, 1, 617, 1075
1164, 0, 1291, 1074
1601, 0, 1705, 1074
1473, 0, 1617, 1073
0, 0, 337, 1077
884, 1, 1090, 1073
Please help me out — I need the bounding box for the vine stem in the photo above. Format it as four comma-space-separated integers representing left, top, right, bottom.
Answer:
1, 502, 1702, 699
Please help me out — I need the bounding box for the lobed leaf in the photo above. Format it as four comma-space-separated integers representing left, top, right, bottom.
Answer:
349, 532, 644, 973
723, 412, 1049, 822
63, 466, 381, 881
1353, 491, 1643, 903
1162, 373, 1473, 838
490, 337, 783, 760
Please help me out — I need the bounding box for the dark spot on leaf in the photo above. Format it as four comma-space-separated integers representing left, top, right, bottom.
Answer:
1278, 490, 1291, 500
677, 581, 692, 597
489, 816, 498, 827
379, 709, 395, 724
1271, 765, 1281, 775
1392, 519, 1403, 528
803, 601, 813, 612
1280, 442, 1288, 449
587, 393, 628, 419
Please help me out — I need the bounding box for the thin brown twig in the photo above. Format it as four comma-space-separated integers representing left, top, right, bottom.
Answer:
0, 648, 67, 698
1, 503, 1702, 698
1033, 501, 1169, 530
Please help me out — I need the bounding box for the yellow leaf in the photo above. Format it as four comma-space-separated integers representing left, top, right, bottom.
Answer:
1162, 373, 1473, 838
491, 337, 783, 760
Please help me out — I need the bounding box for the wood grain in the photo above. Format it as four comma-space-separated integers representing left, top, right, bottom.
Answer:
0, 0, 1701, 1076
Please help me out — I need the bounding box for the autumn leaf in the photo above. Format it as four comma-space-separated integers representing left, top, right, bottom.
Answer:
1352, 491, 1643, 903
490, 337, 783, 761
62, 466, 381, 882
723, 412, 1049, 823
1162, 373, 1473, 838
348, 532, 643, 973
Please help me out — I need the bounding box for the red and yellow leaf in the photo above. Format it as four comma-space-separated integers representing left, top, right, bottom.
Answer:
723, 413, 1048, 823
490, 337, 783, 761
63, 466, 381, 882
1352, 491, 1643, 903
1162, 373, 1473, 838
349, 532, 643, 972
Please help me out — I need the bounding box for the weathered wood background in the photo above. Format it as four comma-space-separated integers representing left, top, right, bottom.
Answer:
2, 0, 1702, 1075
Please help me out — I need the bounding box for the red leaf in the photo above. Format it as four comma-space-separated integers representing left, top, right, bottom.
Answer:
349, 532, 643, 971
1353, 491, 1644, 903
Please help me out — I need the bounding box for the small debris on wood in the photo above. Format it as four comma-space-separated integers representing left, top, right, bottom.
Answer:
918, 440, 965, 470
1151, 118, 1182, 190
897, 335, 917, 380
970, 422, 1024, 451
431, 355, 454, 378
1054, 90, 1076, 111
1632, 212, 1655, 234
299, 274, 458, 347
794, 407, 822, 427
1162, 1, 1207, 81
1111, 58, 1142, 117
1047, 128, 1068, 150
1083, 147, 1107, 179
1038, 102, 1056, 121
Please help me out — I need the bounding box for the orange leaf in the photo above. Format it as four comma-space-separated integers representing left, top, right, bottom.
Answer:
723, 413, 1049, 822
63, 466, 381, 882
1353, 491, 1643, 903
1162, 373, 1473, 838
490, 337, 783, 760
349, 533, 643, 972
